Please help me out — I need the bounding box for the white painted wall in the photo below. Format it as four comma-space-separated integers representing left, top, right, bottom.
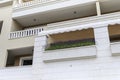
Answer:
33, 26, 120, 80
0, 19, 120, 80
0, 66, 33, 80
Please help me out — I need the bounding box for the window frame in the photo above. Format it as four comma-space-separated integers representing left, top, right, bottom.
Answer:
0, 21, 3, 34
19, 56, 33, 66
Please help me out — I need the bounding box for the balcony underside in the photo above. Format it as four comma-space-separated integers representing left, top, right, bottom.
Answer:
7, 46, 33, 67
100, 0, 120, 14
12, 1, 97, 27
12, 0, 120, 27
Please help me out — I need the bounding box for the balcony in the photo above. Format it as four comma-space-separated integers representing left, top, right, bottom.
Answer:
12, 0, 97, 27
43, 45, 96, 63
10, 11, 120, 39
9, 27, 44, 39
0, 66, 32, 80
40, 28, 97, 63
13, 0, 96, 11
12, 0, 120, 27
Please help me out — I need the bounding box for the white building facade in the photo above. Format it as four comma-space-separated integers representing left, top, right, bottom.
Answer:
0, 0, 120, 80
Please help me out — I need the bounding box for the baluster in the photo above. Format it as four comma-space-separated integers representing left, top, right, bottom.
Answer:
12, 33, 14, 39
24, 31, 26, 37
34, 29, 37, 35
15, 32, 18, 38
10, 33, 12, 39
17, 31, 20, 38
22, 31, 24, 37
36, 29, 39, 34
31, 30, 34, 35
38, 28, 41, 33
20, 31, 22, 37
12, 33, 14, 38
29, 30, 31, 36
14, 33, 15, 38
27, 30, 30, 36
33, 29, 35, 35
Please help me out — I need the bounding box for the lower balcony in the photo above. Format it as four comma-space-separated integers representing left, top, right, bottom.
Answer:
43, 45, 96, 63
42, 28, 97, 62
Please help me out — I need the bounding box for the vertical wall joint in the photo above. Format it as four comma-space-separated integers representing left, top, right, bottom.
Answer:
96, 1, 101, 16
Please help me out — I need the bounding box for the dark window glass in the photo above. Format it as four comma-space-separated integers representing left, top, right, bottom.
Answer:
23, 60, 32, 65
0, 21, 3, 34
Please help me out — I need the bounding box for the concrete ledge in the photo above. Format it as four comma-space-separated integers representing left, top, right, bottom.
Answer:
111, 42, 120, 56
43, 45, 97, 63
0, 0, 12, 7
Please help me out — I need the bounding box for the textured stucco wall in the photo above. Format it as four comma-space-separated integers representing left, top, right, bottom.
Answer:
0, 4, 35, 68
33, 26, 120, 80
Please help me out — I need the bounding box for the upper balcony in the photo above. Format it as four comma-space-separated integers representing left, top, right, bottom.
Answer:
12, 0, 120, 27
12, 0, 97, 27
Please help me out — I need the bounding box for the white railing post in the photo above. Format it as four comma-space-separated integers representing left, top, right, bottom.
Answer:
13, 0, 60, 10
13, 0, 19, 7
18, 0, 23, 4
9, 27, 44, 39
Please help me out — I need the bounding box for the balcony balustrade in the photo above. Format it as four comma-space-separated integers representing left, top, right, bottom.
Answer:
43, 45, 97, 63
13, 0, 65, 9
9, 27, 44, 39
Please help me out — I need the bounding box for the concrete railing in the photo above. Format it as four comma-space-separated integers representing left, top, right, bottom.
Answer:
13, 0, 64, 9
0, 66, 32, 80
46, 11, 120, 30
9, 27, 44, 39
42, 45, 97, 63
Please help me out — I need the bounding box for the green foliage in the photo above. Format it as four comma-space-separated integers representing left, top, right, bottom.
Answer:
45, 40, 95, 51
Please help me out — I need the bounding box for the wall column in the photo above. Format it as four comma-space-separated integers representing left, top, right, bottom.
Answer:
0, 49, 8, 68
94, 26, 111, 57
18, 0, 23, 4
96, 1, 101, 16
13, 0, 19, 7
32, 35, 47, 80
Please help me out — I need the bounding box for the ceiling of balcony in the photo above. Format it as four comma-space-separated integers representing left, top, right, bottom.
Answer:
13, 2, 97, 27
100, 0, 120, 14
8, 46, 33, 56
7, 46, 33, 65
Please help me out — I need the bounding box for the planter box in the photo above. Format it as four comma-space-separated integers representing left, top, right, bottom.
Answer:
43, 45, 97, 63
111, 42, 120, 56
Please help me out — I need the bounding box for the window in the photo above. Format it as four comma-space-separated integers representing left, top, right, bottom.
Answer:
0, 21, 3, 34
19, 56, 33, 66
